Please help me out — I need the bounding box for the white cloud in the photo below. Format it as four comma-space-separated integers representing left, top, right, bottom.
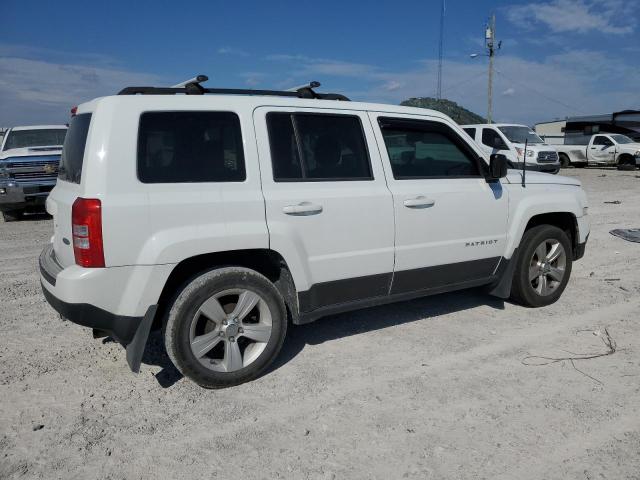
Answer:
0, 55, 163, 125
506, 0, 636, 34
502, 87, 516, 96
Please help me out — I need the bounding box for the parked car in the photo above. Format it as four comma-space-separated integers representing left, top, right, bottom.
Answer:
39, 79, 590, 388
554, 133, 640, 170
462, 123, 560, 174
0, 125, 67, 221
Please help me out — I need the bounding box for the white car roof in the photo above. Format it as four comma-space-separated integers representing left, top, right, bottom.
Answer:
77, 94, 456, 123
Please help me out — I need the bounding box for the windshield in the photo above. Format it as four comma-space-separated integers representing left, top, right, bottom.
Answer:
3, 129, 67, 150
610, 134, 635, 144
497, 126, 544, 144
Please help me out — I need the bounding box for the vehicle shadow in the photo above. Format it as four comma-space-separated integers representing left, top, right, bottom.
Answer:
141, 288, 506, 389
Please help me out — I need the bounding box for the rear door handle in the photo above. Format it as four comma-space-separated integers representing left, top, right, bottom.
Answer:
403, 196, 436, 209
282, 202, 323, 216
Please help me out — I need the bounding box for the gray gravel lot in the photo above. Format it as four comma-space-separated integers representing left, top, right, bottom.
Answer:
1, 168, 639, 479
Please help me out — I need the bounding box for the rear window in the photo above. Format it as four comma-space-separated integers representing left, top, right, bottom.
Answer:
59, 114, 91, 184
4, 128, 67, 150
267, 112, 372, 181
137, 111, 245, 183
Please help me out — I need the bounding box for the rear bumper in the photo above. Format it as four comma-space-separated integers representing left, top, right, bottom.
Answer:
41, 284, 144, 345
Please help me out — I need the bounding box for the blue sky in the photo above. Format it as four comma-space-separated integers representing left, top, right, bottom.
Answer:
1, 0, 638, 126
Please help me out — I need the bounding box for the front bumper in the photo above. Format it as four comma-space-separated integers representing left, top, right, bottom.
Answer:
0, 181, 54, 211
512, 162, 560, 173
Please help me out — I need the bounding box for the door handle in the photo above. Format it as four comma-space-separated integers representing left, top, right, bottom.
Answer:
282, 202, 323, 216
403, 196, 436, 209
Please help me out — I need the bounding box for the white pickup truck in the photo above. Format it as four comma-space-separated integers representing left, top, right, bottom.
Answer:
555, 134, 640, 170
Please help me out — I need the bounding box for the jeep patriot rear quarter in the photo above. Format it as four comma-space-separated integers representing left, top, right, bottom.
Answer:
40, 81, 589, 388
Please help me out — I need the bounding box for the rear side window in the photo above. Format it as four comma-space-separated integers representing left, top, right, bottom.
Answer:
59, 114, 91, 184
481, 128, 508, 150
379, 118, 481, 179
138, 112, 245, 183
267, 113, 372, 181
463, 127, 476, 139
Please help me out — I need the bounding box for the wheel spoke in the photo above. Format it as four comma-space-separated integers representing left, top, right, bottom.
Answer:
191, 331, 222, 358
199, 296, 227, 324
548, 266, 564, 282
529, 265, 540, 281
546, 242, 562, 263
535, 243, 547, 261
231, 291, 260, 321
223, 341, 243, 371
536, 274, 546, 294
241, 323, 272, 343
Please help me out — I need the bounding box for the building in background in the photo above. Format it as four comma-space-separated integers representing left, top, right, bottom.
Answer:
536, 110, 640, 145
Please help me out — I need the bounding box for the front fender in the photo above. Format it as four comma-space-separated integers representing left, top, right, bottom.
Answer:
504, 183, 587, 258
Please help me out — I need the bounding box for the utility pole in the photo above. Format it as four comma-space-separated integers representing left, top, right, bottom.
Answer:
485, 14, 498, 123
436, 0, 445, 100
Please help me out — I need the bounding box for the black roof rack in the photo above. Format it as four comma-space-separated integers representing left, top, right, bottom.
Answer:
118, 75, 350, 101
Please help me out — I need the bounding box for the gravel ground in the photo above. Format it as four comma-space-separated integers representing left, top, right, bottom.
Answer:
1, 168, 639, 480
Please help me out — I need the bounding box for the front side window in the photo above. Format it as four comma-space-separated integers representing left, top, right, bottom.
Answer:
4, 129, 67, 150
481, 128, 509, 150
593, 136, 612, 146
379, 118, 481, 179
138, 111, 245, 183
267, 113, 372, 181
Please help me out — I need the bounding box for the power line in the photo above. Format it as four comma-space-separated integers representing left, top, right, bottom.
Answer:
494, 69, 585, 114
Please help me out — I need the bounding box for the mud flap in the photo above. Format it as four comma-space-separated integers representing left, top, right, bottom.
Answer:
488, 249, 519, 299
125, 305, 157, 373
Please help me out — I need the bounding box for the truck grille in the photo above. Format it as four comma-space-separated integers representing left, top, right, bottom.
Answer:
2, 156, 60, 184
537, 151, 559, 163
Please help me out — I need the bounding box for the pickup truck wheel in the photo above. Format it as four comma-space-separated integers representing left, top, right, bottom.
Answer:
510, 225, 573, 308
164, 267, 288, 388
617, 155, 636, 171
2, 210, 23, 222
559, 154, 570, 168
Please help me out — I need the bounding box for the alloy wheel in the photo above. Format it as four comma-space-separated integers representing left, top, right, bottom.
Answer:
528, 239, 567, 296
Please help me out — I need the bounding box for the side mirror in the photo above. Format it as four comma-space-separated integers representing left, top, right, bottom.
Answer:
488, 153, 509, 180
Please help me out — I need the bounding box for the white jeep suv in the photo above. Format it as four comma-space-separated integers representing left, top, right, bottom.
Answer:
39, 79, 589, 388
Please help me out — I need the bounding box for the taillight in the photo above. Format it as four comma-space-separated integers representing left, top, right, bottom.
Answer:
71, 198, 105, 268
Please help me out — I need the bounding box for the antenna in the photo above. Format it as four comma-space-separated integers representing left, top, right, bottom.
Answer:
521, 138, 528, 187
436, 0, 445, 100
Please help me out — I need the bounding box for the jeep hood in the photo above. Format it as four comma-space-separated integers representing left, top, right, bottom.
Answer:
505, 170, 581, 186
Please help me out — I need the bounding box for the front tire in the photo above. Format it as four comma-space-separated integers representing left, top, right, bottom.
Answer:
2, 210, 23, 222
617, 155, 636, 171
164, 267, 288, 388
559, 154, 570, 168
510, 225, 573, 307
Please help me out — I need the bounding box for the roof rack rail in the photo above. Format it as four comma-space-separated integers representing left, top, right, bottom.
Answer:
117, 75, 350, 101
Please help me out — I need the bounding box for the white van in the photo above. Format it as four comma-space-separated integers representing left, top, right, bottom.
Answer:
462, 124, 560, 174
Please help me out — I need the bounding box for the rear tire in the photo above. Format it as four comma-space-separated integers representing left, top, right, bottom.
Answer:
510, 225, 573, 308
164, 267, 288, 388
1, 210, 23, 222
